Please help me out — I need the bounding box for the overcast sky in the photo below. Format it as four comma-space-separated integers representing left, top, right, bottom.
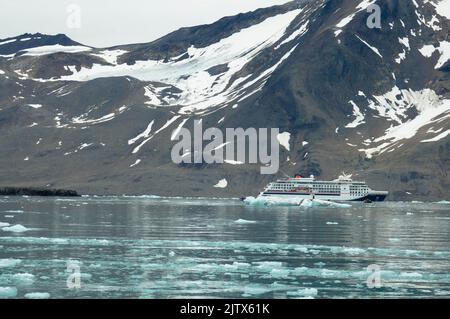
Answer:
0, 0, 291, 47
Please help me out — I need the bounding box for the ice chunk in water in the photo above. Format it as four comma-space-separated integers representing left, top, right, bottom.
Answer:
243, 285, 271, 296
300, 199, 352, 208
25, 292, 50, 299
12, 273, 35, 285
243, 196, 300, 206
0, 222, 10, 227
0, 287, 17, 298
244, 197, 351, 208
1, 224, 29, 232
234, 219, 257, 224
287, 288, 318, 297
268, 268, 291, 279
0, 259, 22, 268
243, 196, 266, 206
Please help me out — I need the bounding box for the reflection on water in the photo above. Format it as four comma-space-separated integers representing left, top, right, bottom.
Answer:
0, 196, 450, 298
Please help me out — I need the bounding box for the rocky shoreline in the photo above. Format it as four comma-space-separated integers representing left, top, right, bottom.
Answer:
0, 187, 80, 197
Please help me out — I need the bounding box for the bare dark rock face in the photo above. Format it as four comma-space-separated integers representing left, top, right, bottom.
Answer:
0, 0, 449, 200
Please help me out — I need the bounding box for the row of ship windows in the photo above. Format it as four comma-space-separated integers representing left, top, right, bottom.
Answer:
271, 184, 369, 188
271, 184, 348, 189
271, 185, 351, 190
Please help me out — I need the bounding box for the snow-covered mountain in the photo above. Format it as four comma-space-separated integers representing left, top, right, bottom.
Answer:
0, 0, 449, 199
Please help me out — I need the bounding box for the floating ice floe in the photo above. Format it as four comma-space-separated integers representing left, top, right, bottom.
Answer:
12, 273, 35, 285
300, 199, 352, 208
0, 287, 17, 298
243, 197, 352, 208
436, 200, 450, 204
1, 224, 30, 233
0, 259, 22, 268
234, 219, 257, 224
243, 196, 300, 206
24, 292, 50, 299
286, 287, 318, 298
0, 222, 10, 227
242, 285, 271, 296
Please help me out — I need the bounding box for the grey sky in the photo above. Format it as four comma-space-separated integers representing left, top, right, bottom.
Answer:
0, 0, 291, 47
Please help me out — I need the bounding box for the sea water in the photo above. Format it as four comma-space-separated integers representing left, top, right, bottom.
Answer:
0, 195, 450, 299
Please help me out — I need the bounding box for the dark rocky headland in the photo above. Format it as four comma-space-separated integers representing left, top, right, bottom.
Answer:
0, 187, 80, 197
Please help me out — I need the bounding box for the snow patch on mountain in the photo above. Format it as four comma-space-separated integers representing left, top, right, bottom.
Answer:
129, 120, 155, 145
27, 104, 42, 109
0, 38, 17, 46
425, 0, 450, 19
20, 45, 91, 56
366, 86, 437, 124
419, 41, 450, 69
421, 129, 450, 142
130, 159, 141, 168
277, 132, 291, 151
355, 35, 383, 58
214, 179, 228, 188
334, 0, 377, 36
345, 101, 366, 128
359, 89, 450, 158
275, 19, 309, 50
224, 159, 244, 165
90, 49, 127, 65
132, 115, 180, 154
32, 9, 302, 115
72, 112, 115, 125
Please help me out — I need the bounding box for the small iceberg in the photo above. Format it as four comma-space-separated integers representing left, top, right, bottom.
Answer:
1, 224, 29, 233
243, 196, 352, 208
12, 273, 35, 285
287, 288, 318, 298
436, 200, 450, 204
122, 195, 161, 199
243, 196, 302, 206
0, 287, 18, 298
0, 222, 10, 227
234, 219, 257, 224
0, 259, 22, 268
25, 292, 50, 299
242, 196, 268, 206
300, 199, 352, 208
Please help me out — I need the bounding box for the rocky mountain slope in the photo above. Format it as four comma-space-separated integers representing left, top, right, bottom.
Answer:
0, 0, 449, 200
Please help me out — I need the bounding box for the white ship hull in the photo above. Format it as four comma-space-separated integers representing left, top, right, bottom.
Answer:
257, 191, 388, 202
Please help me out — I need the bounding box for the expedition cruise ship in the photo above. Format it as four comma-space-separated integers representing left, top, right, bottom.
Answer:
257, 174, 388, 202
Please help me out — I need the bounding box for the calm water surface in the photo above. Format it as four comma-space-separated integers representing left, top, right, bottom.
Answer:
1, 196, 450, 299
